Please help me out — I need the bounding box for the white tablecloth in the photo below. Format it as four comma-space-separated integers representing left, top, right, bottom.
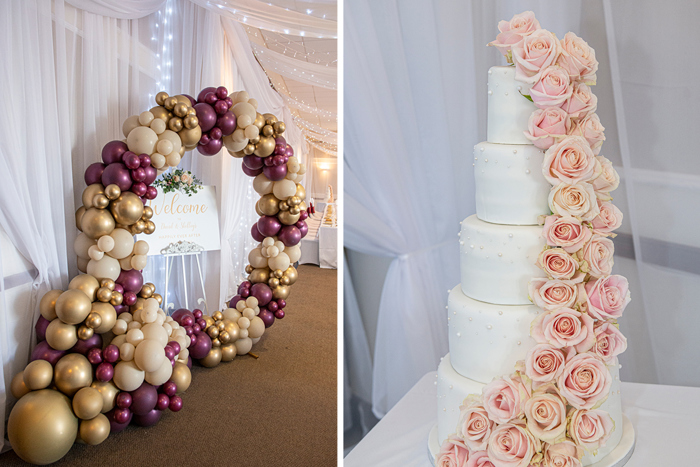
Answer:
299, 213, 322, 266
345, 371, 697, 466
319, 203, 337, 269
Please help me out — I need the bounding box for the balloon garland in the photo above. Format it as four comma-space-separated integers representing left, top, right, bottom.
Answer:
8, 86, 308, 465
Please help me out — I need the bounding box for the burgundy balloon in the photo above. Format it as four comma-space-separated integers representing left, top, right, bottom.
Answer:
182, 94, 197, 106
114, 284, 124, 294
194, 103, 217, 132
164, 345, 176, 361
282, 155, 289, 163
228, 295, 242, 309
214, 100, 228, 115
251, 223, 265, 242
189, 333, 197, 345
131, 167, 146, 182
30, 341, 66, 366
70, 333, 103, 355
169, 395, 183, 412
250, 283, 273, 306
168, 341, 181, 355
296, 220, 308, 238
243, 155, 264, 170
35, 316, 50, 342
263, 156, 275, 167
199, 134, 211, 146
132, 408, 162, 427
238, 281, 252, 294
225, 97, 233, 107
299, 210, 309, 221
196, 318, 207, 330
85, 163, 106, 186
184, 326, 194, 337
102, 140, 128, 165
216, 86, 228, 99
117, 268, 144, 294
198, 138, 223, 156
275, 310, 285, 319
156, 393, 170, 411
262, 164, 287, 181
267, 300, 279, 313
123, 291, 137, 306
259, 309, 275, 328
139, 154, 152, 168
130, 382, 158, 416
193, 309, 203, 319
241, 164, 263, 177
96, 362, 114, 382
145, 186, 158, 200
123, 152, 141, 170
240, 289, 250, 298
162, 381, 177, 397
257, 216, 282, 237
189, 332, 212, 360
275, 136, 286, 145
102, 162, 133, 191
278, 225, 301, 247
217, 112, 237, 136
131, 182, 147, 197
272, 155, 285, 167
277, 299, 286, 308
108, 408, 132, 433
143, 166, 158, 185
182, 317, 194, 329
172, 308, 194, 325
204, 93, 218, 105
196, 87, 217, 103
285, 146, 294, 158
274, 143, 286, 155
87, 347, 103, 365
187, 356, 192, 369
116, 392, 132, 409
210, 127, 223, 140
103, 344, 120, 363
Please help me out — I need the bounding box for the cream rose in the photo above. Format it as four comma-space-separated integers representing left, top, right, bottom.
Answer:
530, 66, 573, 108
560, 82, 597, 119
525, 343, 567, 383
568, 408, 614, 452
548, 182, 599, 221
489, 11, 541, 60
542, 136, 600, 185
581, 235, 614, 278
584, 275, 631, 320
466, 451, 495, 467
528, 278, 580, 311
558, 353, 612, 410
482, 374, 531, 424
523, 384, 567, 442
591, 156, 619, 199
542, 215, 592, 253
593, 321, 628, 363
487, 421, 541, 467
512, 29, 561, 83
557, 31, 598, 84
537, 248, 579, 280
543, 440, 583, 467
458, 396, 495, 452
570, 114, 605, 156
531, 308, 595, 353
437, 435, 470, 467
590, 200, 623, 235
524, 107, 572, 150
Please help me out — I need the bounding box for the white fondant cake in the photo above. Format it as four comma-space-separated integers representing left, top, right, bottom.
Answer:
459, 215, 545, 305
487, 66, 535, 145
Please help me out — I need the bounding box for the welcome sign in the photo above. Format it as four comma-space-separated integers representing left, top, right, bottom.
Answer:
137, 186, 221, 255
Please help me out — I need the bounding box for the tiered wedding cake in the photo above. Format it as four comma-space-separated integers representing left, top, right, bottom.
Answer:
429, 12, 635, 467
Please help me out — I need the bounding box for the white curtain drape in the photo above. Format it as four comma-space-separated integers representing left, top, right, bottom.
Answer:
251, 42, 337, 89
344, 0, 700, 439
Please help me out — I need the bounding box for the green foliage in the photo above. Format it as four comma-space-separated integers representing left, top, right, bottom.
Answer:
153, 169, 203, 197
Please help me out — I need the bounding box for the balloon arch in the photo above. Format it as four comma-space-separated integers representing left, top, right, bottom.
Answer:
7, 86, 309, 464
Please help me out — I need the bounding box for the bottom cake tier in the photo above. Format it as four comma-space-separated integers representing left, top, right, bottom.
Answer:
437, 353, 624, 466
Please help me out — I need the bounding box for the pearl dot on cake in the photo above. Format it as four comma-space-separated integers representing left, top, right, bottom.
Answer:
456, 332, 461, 337
449, 385, 453, 389
517, 341, 521, 345
484, 158, 488, 163
513, 149, 517, 154
488, 90, 493, 95
470, 244, 475, 249
517, 85, 522, 91
468, 317, 472, 321
525, 169, 530, 174
509, 233, 513, 238
480, 246, 484, 249
498, 311, 503, 315
504, 92, 508, 96
480, 147, 485, 152
498, 253, 502, 257
486, 325, 492, 330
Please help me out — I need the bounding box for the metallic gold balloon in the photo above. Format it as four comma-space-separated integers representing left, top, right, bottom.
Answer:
110, 291, 123, 306
273, 121, 286, 134
213, 311, 223, 321
144, 220, 156, 234
155, 92, 169, 106
82, 184, 105, 209
274, 269, 284, 278
280, 276, 290, 286
168, 117, 183, 132
289, 206, 300, 215
204, 316, 215, 328
245, 265, 254, 274
72, 387, 104, 420
55, 353, 93, 396
285, 266, 299, 285
96, 287, 113, 303
288, 195, 301, 206
170, 362, 191, 394
150, 105, 170, 121
262, 124, 274, 137
81, 207, 116, 240
7, 389, 79, 465
211, 338, 221, 347
11, 372, 30, 399
272, 285, 291, 300
56, 289, 93, 325
40, 289, 63, 320
200, 347, 222, 368
184, 115, 199, 129
90, 381, 119, 413
79, 413, 110, 446
179, 126, 202, 148
254, 113, 265, 129
263, 114, 278, 125
295, 184, 307, 201
299, 201, 308, 212
142, 206, 154, 220
76, 206, 86, 231
46, 319, 78, 350
164, 96, 178, 110
101, 279, 116, 290
249, 268, 270, 284
173, 103, 188, 118
68, 275, 100, 302
152, 293, 162, 305
23, 360, 53, 391
243, 143, 255, 155
268, 277, 280, 288
77, 325, 94, 340
91, 302, 117, 334
93, 194, 110, 209
85, 312, 103, 330
259, 193, 280, 216
140, 283, 154, 298
223, 319, 240, 342
250, 136, 260, 145
174, 95, 191, 106
110, 192, 144, 226
219, 330, 230, 344
217, 321, 226, 332
279, 201, 289, 211
254, 135, 276, 157
207, 325, 220, 338
221, 343, 236, 362
255, 201, 264, 217
278, 210, 300, 225
104, 184, 122, 200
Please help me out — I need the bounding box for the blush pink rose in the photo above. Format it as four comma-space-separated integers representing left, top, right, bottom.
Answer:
530, 66, 573, 108
568, 408, 614, 452
584, 275, 631, 320
531, 307, 595, 353
458, 396, 495, 452
528, 278, 580, 311
582, 235, 615, 278
557, 32, 598, 84
593, 321, 628, 363
487, 421, 541, 467
524, 107, 572, 150
537, 248, 579, 280
548, 182, 599, 221
543, 440, 583, 467
525, 343, 567, 382
560, 82, 597, 119
570, 114, 605, 156
489, 11, 541, 60
512, 29, 561, 83
466, 451, 495, 467
437, 435, 470, 467
542, 136, 600, 185
482, 374, 531, 424
590, 200, 623, 235
558, 353, 612, 409
543, 215, 592, 253
523, 384, 567, 442
591, 156, 620, 199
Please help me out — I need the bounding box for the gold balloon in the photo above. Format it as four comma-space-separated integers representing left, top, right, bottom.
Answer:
299, 201, 308, 212
168, 117, 183, 132
213, 311, 223, 321
142, 206, 154, 219
130, 220, 146, 234
268, 277, 280, 288
90, 381, 119, 413
274, 269, 284, 278
285, 266, 299, 285
76, 206, 86, 231
288, 195, 301, 206
46, 319, 78, 351
7, 389, 79, 465
170, 362, 191, 394
289, 206, 300, 215
249, 268, 270, 284
110, 291, 123, 306
219, 330, 230, 344
223, 319, 240, 342
263, 114, 278, 125
273, 285, 291, 300
77, 325, 94, 340
204, 316, 215, 328
184, 115, 199, 130
217, 320, 226, 332
200, 347, 222, 368
273, 121, 286, 134
250, 135, 260, 145
280, 276, 291, 286
150, 105, 170, 121
164, 96, 178, 110
173, 103, 188, 118
72, 387, 104, 420
85, 312, 103, 330
211, 338, 221, 347
54, 353, 93, 396
81, 207, 116, 240
254, 113, 265, 129
111, 192, 144, 226
68, 275, 100, 301
55, 289, 93, 325
23, 360, 53, 391
279, 201, 289, 211
243, 143, 255, 155
155, 91, 169, 106
11, 371, 30, 399
93, 194, 110, 209
245, 265, 254, 274
140, 283, 154, 298
104, 184, 122, 200
187, 107, 197, 116
79, 413, 110, 445
254, 135, 276, 157
152, 293, 162, 305
259, 193, 281, 216
101, 279, 116, 290
96, 287, 113, 303
144, 220, 156, 234
91, 302, 117, 334
255, 201, 264, 217
82, 183, 105, 209
295, 184, 306, 200
207, 326, 219, 339
40, 289, 63, 320
179, 126, 202, 148
221, 343, 236, 362
278, 210, 300, 225
262, 124, 274, 137
174, 95, 192, 106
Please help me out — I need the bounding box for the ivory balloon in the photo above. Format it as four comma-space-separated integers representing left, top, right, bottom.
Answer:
23, 360, 53, 390
11, 372, 30, 399
91, 302, 117, 334
77, 258, 89, 273
82, 184, 105, 209
134, 339, 165, 373
54, 353, 93, 396
223, 134, 248, 153
253, 173, 274, 195
144, 354, 173, 386
248, 317, 265, 339
107, 228, 135, 259
122, 115, 140, 137
68, 274, 100, 301
200, 347, 222, 368
90, 381, 119, 413
72, 387, 104, 420
110, 192, 144, 226
126, 126, 158, 155
55, 289, 92, 325
235, 337, 253, 355
97, 235, 115, 253
113, 360, 145, 392
39, 289, 63, 321
81, 208, 116, 240
79, 413, 110, 445
248, 248, 269, 269
158, 129, 183, 154
272, 179, 297, 199
87, 255, 121, 282
142, 322, 169, 346
231, 102, 256, 121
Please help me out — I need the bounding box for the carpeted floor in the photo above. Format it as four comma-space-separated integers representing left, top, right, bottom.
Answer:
1, 265, 337, 467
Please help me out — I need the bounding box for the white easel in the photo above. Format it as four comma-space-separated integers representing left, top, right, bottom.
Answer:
161, 241, 208, 314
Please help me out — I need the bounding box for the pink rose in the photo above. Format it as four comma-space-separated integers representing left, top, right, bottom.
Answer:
524, 107, 572, 150
537, 248, 579, 280
482, 374, 531, 424
543, 440, 583, 467
590, 200, 623, 235
542, 136, 599, 185
581, 235, 614, 278
569, 114, 605, 155
590, 156, 619, 199
523, 384, 567, 442
512, 29, 561, 83
557, 32, 598, 84
560, 82, 597, 119
525, 344, 567, 383
584, 275, 631, 320
568, 408, 614, 452
542, 215, 592, 253
531, 308, 595, 353
530, 66, 573, 108
548, 182, 599, 221
528, 278, 580, 311
437, 435, 470, 467
489, 11, 541, 60
458, 396, 495, 452
593, 321, 628, 363
558, 353, 612, 409
487, 421, 541, 467
466, 451, 495, 467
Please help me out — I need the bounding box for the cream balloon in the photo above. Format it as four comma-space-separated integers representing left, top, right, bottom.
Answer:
144, 355, 173, 386
87, 255, 121, 281
158, 129, 182, 154
248, 247, 269, 269
131, 254, 147, 270
235, 337, 253, 355
107, 228, 134, 259
110, 334, 128, 348
268, 252, 290, 272
112, 319, 128, 335
272, 179, 297, 199
248, 317, 265, 339
141, 322, 168, 346
231, 102, 256, 121
166, 152, 181, 166
234, 91, 250, 103
88, 245, 104, 261
133, 240, 149, 256
237, 114, 252, 129
119, 342, 135, 361
122, 115, 140, 138
150, 118, 166, 135
285, 244, 301, 263
113, 360, 145, 391
151, 153, 166, 169
134, 339, 165, 373
74, 233, 97, 260
244, 124, 259, 139
253, 173, 274, 195
287, 159, 300, 173
126, 126, 158, 155
77, 257, 89, 273
223, 134, 249, 153
97, 235, 115, 253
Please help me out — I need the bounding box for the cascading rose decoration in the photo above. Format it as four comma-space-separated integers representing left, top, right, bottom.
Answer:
438, 12, 629, 467
8, 85, 307, 466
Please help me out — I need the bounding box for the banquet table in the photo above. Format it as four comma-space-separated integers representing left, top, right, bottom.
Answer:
344, 371, 697, 466
319, 203, 337, 269
300, 212, 322, 266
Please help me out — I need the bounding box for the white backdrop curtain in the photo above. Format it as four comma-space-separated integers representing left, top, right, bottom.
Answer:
344, 0, 700, 441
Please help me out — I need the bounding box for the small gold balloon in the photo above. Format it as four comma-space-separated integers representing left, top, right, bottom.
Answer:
285, 266, 298, 285
152, 293, 162, 305
142, 206, 154, 220
254, 113, 265, 129
150, 105, 170, 121
79, 413, 110, 446
82, 184, 105, 209
164, 96, 178, 110
101, 279, 116, 290
76, 206, 86, 231
77, 325, 95, 340
262, 124, 274, 137
243, 143, 255, 155
299, 201, 308, 211
168, 117, 183, 132
132, 219, 147, 234
295, 184, 306, 200
69, 275, 100, 301
40, 289, 63, 321
268, 277, 280, 288
170, 362, 191, 394
23, 360, 54, 390
144, 220, 156, 234
280, 276, 291, 286
46, 319, 78, 350
213, 311, 223, 321
81, 208, 116, 240
254, 135, 275, 157
217, 321, 226, 332
187, 107, 197, 116
140, 284, 154, 298
92, 194, 110, 209
289, 206, 300, 215
264, 114, 278, 125
259, 193, 281, 216
204, 316, 215, 328
173, 103, 188, 118
200, 347, 222, 367
255, 201, 264, 217
110, 291, 123, 306
250, 136, 260, 145
11, 371, 30, 399
245, 265, 254, 274
207, 326, 219, 339
273, 285, 291, 300
96, 287, 113, 303
55, 353, 93, 396
179, 126, 202, 147
219, 330, 230, 344
223, 319, 240, 342
273, 121, 286, 134
56, 289, 93, 325
90, 381, 119, 413
85, 312, 103, 330
288, 196, 301, 206
72, 387, 104, 420
249, 268, 270, 284
174, 95, 192, 106
110, 192, 144, 226
211, 338, 221, 347
278, 210, 300, 225
274, 269, 284, 279
155, 92, 169, 106
279, 201, 290, 211
183, 115, 199, 129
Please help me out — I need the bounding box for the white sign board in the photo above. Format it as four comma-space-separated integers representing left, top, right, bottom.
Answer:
138, 186, 221, 255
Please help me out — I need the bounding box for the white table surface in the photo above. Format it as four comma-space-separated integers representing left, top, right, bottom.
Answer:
319, 203, 337, 269
345, 371, 697, 467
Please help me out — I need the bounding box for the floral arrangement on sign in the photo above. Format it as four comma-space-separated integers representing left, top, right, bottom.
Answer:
437, 12, 629, 467
153, 169, 203, 196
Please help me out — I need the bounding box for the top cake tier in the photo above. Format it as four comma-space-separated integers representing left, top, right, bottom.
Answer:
487, 66, 535, 145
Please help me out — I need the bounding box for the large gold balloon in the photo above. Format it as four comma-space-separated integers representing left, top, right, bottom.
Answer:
254, 135, 276, 157
259, 193, 280, 216
249, 268, 270, 284
273, 121, 286, 135
150, 105, 170, 121
46, 319, 78, 351
253, 113, 265, 129
79, 414, 110, 446
7, 389, 79, 465
284, 266, 299, 285
170, 362, 191, 394
90, 381, 119, 413
91, 302, 117, 334
72, 387, 104, 420
82, 183, 105, 209
23, 360, 54, 391
75, 206, 86, 231
55, 289, 93, 325
221, 343, 237, 362
295, 184, 306, 201
11, 372, 30, 399
255, 201, 264, 217
81, 207, 116, 240
200, 347, 222, 368
179, 126, 202, 148
110, 192, 144, 226
223, 319, 240, 342
278, 210, 301, 225
54, 353, 93, 396
272, 285, 291, 300
39, 289, 63, 321
68, 274, 100, 301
